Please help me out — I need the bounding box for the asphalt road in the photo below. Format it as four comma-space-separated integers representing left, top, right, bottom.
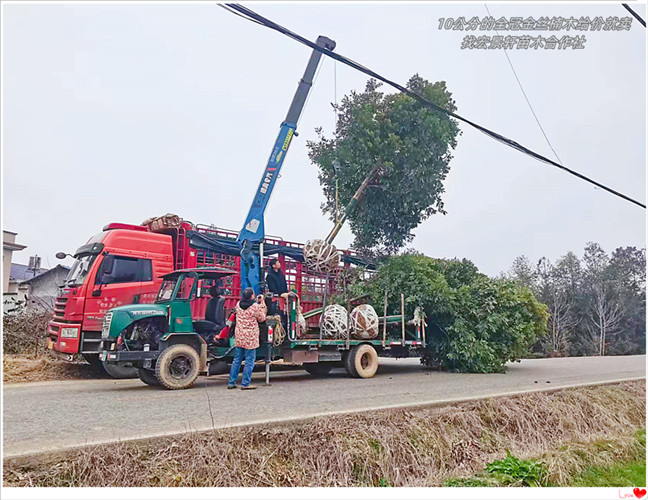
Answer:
3, 355, 645, 458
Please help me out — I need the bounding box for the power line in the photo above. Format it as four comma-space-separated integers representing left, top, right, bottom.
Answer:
220, 3, 646, 210
485, 3, 564, 166
622, 3, 646, 27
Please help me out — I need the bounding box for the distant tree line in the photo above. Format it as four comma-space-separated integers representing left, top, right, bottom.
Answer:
506, 243, 646, 357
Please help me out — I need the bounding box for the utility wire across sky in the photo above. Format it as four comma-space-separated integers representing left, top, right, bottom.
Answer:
220, 3, 646, 210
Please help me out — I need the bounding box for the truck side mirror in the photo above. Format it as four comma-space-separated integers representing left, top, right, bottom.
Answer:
97, 255, 115, 285
102, 255, 115, 276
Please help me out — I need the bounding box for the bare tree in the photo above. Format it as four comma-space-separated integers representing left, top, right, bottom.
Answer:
587, 284, 624, 356
542, 289, 577, 355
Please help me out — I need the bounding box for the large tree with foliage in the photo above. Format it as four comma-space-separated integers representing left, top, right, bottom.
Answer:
351, 253, 548, 373
307, 76, 460, 254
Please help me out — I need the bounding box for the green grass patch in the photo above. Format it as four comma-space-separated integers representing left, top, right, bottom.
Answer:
570, 461, 645, 487
570, 429, 646, 487
445, 429, 646, 488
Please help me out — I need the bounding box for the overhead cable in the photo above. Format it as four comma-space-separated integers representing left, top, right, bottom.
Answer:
220, 3, 646, 209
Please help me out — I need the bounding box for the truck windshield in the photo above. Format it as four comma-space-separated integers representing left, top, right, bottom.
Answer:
156, 279, 178, 302
64, 254, 97, 287
156, 275, 197, 302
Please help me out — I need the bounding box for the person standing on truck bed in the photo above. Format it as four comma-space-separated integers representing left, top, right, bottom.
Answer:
228, 287, 267, 390
265, 258, 293, 316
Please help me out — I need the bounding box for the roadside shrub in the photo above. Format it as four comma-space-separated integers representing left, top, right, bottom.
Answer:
351, 253, 548, 373
435, 277, 548, 373
485, 451, 547, 486
2, 311, 51, 356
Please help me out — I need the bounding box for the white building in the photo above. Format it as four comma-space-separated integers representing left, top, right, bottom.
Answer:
3, 231, 27, 313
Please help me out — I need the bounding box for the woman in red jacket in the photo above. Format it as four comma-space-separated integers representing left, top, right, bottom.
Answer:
227, 287, 267, 390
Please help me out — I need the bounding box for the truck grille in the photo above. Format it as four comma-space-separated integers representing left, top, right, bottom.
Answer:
54, 297, 68, 318
102, 312, 113, 338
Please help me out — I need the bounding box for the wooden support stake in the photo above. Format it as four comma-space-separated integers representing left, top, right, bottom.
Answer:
344, 273, 350, 350
401, 294, 405, 345
421, 312, 426, 348
319, 274, 329, 348
346, 300, 351, 350
382, 290, 388, 348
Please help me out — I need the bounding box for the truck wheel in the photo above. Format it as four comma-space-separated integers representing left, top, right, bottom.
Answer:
81, 353, 105, 374
304, 362, 333, 377
155, 344, 200, 390
344, 344, 379, 379
101, 361, 138, 379
137, 368, 160, 386
208, 360, 230, 376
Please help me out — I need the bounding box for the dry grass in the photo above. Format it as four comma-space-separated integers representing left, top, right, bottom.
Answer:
3, 311, 51, 356
3, 380, 644, 487
2, 311, 104, 383
541, 432, 644, 485
3, 354, 106, 384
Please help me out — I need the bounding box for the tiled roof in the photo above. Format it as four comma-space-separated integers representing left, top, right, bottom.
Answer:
9, 263, 49, 282
24, 265, 70, 283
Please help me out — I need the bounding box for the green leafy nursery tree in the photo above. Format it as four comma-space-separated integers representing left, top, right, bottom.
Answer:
351, 254, 548, 373
307, 76, 460, 254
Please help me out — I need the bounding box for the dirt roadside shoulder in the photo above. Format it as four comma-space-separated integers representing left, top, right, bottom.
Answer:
2, 354, 107, 384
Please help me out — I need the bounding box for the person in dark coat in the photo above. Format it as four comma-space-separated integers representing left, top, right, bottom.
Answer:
264, 258, 293, 317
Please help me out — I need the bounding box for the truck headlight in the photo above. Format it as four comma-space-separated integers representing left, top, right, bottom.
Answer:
102, 312, 113, 338
60, 327, 79, 339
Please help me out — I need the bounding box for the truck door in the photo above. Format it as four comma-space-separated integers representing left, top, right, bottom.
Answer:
85, 255, 154, 332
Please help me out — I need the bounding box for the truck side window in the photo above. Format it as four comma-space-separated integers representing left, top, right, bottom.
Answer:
97, 257, 153, 284
137, 259, 153, 282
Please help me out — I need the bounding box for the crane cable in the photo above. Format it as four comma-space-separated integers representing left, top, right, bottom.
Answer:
220, 3, 646, 210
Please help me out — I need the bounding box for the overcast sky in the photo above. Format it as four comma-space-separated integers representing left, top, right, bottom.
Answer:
2, 2, 646, 276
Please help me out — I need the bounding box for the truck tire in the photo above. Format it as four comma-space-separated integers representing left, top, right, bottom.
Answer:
81, 353, 105, 374
344, 344, 379, 379
208, 360, 230, 376
155, 344, 200, 390
101, 361, 138, 379
137, 368, 160, 386
304, 362, 334, 377
343, 349, 358, 378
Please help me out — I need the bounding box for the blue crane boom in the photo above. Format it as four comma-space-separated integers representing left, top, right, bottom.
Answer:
237, 35, 336, 294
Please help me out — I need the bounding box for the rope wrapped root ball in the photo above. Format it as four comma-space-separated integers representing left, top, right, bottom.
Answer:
350, 304, 379, 340
296, 310, 307, 339
321, 304, 349, 339
304, 239, 341, 274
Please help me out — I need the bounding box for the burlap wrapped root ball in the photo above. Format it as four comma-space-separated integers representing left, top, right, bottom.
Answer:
295, 310, 308, 338
304, 239, 340, 274
350, 304, 379, 340
321, 304, 349, 339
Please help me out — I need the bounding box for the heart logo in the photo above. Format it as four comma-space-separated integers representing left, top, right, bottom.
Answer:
634, 488, 647, 499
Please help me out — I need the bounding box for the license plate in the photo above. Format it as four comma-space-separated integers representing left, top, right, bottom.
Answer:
47, 339, 54, 350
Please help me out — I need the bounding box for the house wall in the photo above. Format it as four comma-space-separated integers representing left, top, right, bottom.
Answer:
26, 268, 69, 311
3, 293, 26, 314
3, 231, 27, 294
3, 235, 15, 294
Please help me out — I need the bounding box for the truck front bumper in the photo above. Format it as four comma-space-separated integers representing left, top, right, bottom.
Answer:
47, 321, 82, 354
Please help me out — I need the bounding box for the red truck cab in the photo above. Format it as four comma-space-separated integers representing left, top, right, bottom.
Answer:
47, 224, 174, 362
